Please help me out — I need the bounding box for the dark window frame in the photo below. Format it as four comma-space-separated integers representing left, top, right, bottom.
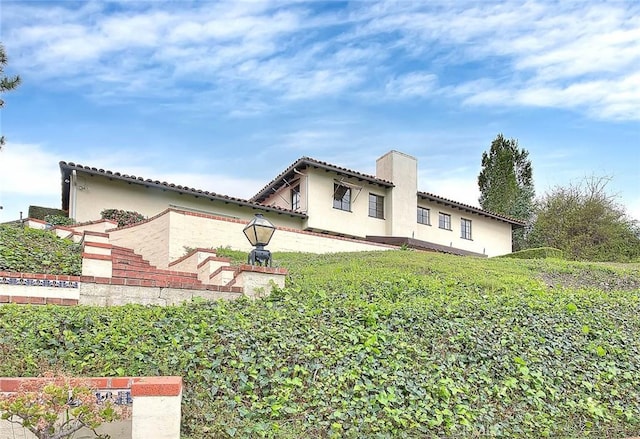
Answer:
438, 212, 452, 230
461, 218, 472, 240
333, 183, 351, 211
417, 207, 431, 225
368, 193, 384, 219
291, 184, 300, 211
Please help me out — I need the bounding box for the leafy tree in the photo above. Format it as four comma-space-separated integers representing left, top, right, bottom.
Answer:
0, 374, 128, 439
0, 43, 21, 149
478, 134, 535, 250
528, 176, 640, 262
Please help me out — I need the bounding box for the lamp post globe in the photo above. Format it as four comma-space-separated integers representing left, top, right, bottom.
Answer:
243, 214, 276, 266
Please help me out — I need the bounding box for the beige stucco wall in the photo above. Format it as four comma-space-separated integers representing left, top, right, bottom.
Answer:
109, 211, 171, 268
167, 210, 392, 262
167, 211, 306, 263
303, 169, 388, 238
415, 200, 513, 257
234, 270, 286, 299
69, 220, 118, 234
71, 173, 166, 222
70, 172, 288, 224
132, 393, 181, 439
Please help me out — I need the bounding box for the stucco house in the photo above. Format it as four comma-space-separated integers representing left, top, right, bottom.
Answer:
60, 150, 524, 257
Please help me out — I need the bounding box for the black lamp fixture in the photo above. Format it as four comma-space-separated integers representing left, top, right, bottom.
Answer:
243, 213, 276, 266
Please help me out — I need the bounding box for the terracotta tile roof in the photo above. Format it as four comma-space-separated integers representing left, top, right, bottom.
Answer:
59, 159, 524, 227
251, 156, 394, 203
417, 191, 526, 226
59, 161, 307, 218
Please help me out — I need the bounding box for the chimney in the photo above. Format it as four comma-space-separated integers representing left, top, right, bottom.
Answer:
376, 151, 418, 237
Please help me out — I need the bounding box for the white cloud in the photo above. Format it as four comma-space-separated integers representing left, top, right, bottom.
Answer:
0, 142, 268, 222
625, 196, 640, 222
0, 143, 62, 222
385, 73, 437, 99
357, 1, 640, 119
2, 1, 639, 119
421, 176, 481, 208
0, 143, 61, 197
462, 73, 640, 120
0, 142, 211, 220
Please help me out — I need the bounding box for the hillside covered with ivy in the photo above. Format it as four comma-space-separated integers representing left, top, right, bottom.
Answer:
1, 245, 639, 437
0, 224, 82, 275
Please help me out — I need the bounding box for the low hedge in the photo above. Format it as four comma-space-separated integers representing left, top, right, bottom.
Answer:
100, 209, 146, 228
28, 205, 67, 221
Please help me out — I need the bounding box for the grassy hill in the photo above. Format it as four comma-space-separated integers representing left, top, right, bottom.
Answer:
1, 243, 639, 437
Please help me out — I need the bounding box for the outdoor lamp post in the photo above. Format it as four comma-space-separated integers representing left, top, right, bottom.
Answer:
243, 213, 276, 266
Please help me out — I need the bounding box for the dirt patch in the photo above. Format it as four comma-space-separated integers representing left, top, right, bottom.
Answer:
539, 270, 640, 292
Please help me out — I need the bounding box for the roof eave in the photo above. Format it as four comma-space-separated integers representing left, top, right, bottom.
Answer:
250, 157, 394, 203
417, 191, 526, 227
59, 161, 307, 219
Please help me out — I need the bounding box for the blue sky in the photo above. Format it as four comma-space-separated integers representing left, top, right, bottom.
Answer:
1, 0, 639, 223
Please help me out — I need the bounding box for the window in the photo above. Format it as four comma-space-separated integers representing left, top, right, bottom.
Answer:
438, 212, 451, 230
417, 207, 430, 225
333, 184, 351, 211
368, 194, 384, 219
461, 218, 472, 240
291, 185, 300, 211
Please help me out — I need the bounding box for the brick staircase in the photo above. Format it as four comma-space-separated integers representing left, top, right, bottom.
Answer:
111, 246, 214, 290
81, 231, 285, 300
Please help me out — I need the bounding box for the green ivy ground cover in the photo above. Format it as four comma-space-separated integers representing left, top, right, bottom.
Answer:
0, 224, 82, 274
0, 250, 639, 438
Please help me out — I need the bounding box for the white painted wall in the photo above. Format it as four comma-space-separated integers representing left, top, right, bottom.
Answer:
70, 173, 298, 226
132, 393, 181, 439
304, 169, 388, 238
414, 200, 513, 256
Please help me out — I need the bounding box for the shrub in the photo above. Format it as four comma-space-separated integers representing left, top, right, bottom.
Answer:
528, 176, 640, 261
100, 209, 146, 228
44, 214, 75, 226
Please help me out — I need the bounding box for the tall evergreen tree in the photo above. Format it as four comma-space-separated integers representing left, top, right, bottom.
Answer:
478, 134, 534, 251
478, 134, 534, 220
0, 43, 21, 150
